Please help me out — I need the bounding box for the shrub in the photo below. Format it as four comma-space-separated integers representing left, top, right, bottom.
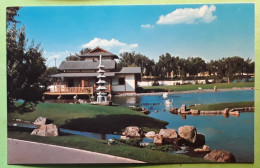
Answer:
145, 144, 179, 152
110, 138, 142, 147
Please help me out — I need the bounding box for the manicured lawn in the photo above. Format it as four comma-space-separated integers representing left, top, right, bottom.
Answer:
8, 103, 168, 133
142, 82, 254, 92
188, 101, 254, 111
8, 130, 206, 163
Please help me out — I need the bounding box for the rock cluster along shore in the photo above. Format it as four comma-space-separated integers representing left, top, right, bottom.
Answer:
121, 125, 236, 163
170, 104, 254, 117
130, 106, 151, 115
31, 117, 59, 137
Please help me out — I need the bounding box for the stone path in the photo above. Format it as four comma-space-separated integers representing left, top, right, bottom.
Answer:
8, 138, 145, 164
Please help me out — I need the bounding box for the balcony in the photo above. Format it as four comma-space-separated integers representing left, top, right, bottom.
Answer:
44, 85, 111, 96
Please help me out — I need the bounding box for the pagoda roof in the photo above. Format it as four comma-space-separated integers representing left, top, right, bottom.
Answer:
78, 46, 119, 59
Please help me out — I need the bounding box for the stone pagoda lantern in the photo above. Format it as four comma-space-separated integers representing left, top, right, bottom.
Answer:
96, 55, 108, 103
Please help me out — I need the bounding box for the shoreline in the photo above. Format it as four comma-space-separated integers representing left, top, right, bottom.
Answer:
114, 87, 254, 97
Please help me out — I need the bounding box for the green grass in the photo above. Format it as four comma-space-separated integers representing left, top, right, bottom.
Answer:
142, 82, 254, 92
8, 130, 206, 163
188, 101, 254, 111
8, 103, 168, 133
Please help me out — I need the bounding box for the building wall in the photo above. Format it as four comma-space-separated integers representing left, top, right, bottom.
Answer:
125, 74, 135, 92
138, 79, 214, 87
111, 74, 136, 92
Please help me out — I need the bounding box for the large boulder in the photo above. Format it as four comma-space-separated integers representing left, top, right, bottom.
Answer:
145, 131, 156, 139
122, 126, 142, 138
33, 117, 47, 126
159, 129, 178, 139
159, 129, 178, 144
153, 134, 163, 146
31, 124, 59, 136
178, 125, 197, 143
204, 150, 236, 162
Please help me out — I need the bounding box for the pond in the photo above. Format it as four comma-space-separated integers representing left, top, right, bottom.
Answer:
112, 90, 254, 163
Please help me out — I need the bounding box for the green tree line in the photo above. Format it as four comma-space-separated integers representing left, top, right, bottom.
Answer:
117, 52, 254, 81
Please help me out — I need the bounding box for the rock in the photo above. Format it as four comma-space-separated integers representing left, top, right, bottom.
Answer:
178, 104, 187, 113
178, 125, 197, 143
190, 109, 199, 114
204, 150, 236, 162
222, 108, 229, 114
145, 131, 156, 139
144, 110, 151, 115
31, 124, 59, 136
153, 134, 163, 146
33, 117, 47, 126
194, 134, 205, 146
120, 136, 130, 140
203, 145, 210, 151
122, 126, 142, 138
159, 129, 178, 139
169, 108, 178, 114
229, 111, 240, 116
194, 145, 210, 152
159, 129, 178, 144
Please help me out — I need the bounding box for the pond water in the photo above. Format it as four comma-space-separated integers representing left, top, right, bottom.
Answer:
112, 90, 254, 163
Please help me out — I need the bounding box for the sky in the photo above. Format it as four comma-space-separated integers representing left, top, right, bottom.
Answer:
16, 4, 255, 67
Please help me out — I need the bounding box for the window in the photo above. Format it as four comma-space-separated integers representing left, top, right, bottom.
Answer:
119, 77, 125, 85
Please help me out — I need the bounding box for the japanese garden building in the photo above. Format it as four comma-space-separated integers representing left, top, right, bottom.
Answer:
45, 47, 141, 96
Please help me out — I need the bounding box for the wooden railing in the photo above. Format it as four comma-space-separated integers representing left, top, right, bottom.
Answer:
45, 87, 94, 95
45, 85, 111, 95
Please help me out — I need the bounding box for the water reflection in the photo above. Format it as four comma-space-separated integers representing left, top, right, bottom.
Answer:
112, 96, 141, 106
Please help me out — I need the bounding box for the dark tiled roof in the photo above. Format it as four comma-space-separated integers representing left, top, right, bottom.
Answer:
58, 60, 116, 70
118, 67, 141, 74
79, 46, 119, 59
79, 52, 119, 58
52, 72, 116, 78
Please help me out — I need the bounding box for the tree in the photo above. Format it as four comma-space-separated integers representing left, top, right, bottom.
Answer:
117, 52, 155, 76
7, 9, 47, 113
44, 67, 60, 85
186, 57, 207, 76
156, 53, 177, 78
66, 54, 80, 61
6, 7, 20, 27
244, 58, 254, 74
65, 48, 91, 61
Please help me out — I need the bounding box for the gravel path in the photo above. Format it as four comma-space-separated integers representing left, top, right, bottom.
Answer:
8, 138, 145, 164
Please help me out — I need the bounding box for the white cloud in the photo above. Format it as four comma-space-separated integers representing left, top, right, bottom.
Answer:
81, 38, 138, 53
141, 24, 154, 28
44, 50, 71, 67
156, 5, 217, 25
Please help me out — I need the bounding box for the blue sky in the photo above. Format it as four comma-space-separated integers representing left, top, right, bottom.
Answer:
16, 4, 254, 67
